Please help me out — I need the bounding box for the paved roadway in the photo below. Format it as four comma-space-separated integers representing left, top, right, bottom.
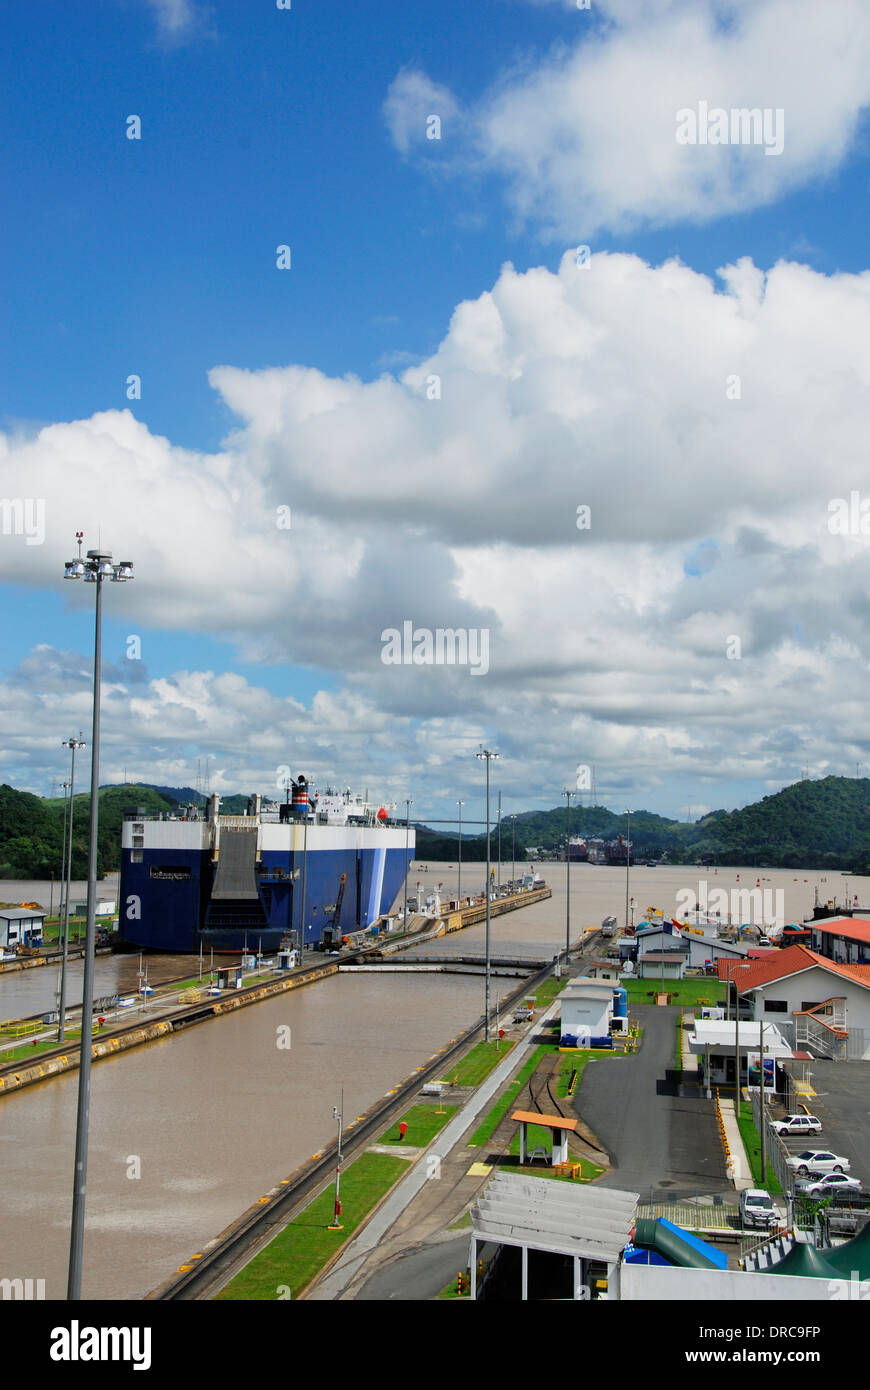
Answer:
801, 1059, 870, 1183
573, 1004, 731, 1202
353, 1235, 469, 1301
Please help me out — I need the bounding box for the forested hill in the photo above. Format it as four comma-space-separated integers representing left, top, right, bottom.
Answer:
415, 776, 870, 871
1, 774, 869, 880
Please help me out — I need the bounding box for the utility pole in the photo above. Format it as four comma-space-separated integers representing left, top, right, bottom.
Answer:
759, 1018, 767, 1184
563, 789, 575, 961
59, 737, 85, 1043
403, 798, 413, 935
456, 801, 464, 905
734, 976, 740, 1119
624, 809, 632, 929
328, 1091, 344, 1229
477, 748, 499, 1040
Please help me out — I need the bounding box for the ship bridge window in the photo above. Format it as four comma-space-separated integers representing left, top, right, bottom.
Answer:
150, 865, 192, 880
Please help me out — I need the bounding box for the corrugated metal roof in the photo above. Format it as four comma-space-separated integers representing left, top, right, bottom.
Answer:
470, 1172, 639, 1263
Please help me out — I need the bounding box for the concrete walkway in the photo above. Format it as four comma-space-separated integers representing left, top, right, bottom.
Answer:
720, 1093, 755, 1189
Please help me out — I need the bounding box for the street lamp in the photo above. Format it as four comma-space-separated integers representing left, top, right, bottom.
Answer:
510, 814, 516, 889
477, 747, 499, 1040
58, 737, 85, 1043
456, 800, 464, 905
624, 809, 633, 929
57, 779, 71, 950
63, 532, 134, 1301
564, 790, 576, 961
403, 798, 413, 934
328, 1092, 344, 1230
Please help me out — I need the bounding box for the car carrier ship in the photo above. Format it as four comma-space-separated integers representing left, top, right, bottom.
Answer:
119, 778, 414, 952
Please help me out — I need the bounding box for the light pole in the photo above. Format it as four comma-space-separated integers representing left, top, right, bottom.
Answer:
624, 809, 633, 929
456, 800, 464, 906
328, 1091, 344, 1229
510, 814, 516, 888
301, 815, 308, 948
403, 798, 412, 934
477, 748, 499, 1040
59, 737, 85, 1043
497, 791, 502, 891
564, 790, 576, 961
759, 1014, 767, 1184
63, 533, 134, 1300
58, 780, 71, 949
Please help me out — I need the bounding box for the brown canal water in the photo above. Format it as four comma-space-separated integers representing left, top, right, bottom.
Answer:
0, 969, 488, 1301
0, 950, 213, 1021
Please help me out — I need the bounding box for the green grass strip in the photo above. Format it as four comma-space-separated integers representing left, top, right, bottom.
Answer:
468, 1045, 550, 1147
379, 1103, 457, 1147
533, 975, 570, 1007
622, 977, 726, 1007
0, 1030, 84, 1064
449, 1039, 516, 1087
737, 1100, 783, 1195
216, 1152, 411, 1300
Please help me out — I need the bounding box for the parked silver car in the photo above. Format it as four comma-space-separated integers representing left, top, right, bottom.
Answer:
786, 1149, 850, 1176
794, 1172, 862, 1197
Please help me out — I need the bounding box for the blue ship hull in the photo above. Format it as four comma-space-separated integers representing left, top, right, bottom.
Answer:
119, 824, 412, 952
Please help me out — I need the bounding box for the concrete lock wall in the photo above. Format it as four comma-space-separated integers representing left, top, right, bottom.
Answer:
620, 1263, 853, 1301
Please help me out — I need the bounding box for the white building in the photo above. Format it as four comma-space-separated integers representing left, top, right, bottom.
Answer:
559, 978, 615, 1045
632, 922, 749, 971
0, 908, 45, 949
687, 1019, 792, 1089
726, 945, 870, 1061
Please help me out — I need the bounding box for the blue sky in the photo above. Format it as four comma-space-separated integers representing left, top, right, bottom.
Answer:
3, 0, 870, 826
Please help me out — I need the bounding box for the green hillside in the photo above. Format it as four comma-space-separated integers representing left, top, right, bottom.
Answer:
2, 774, 869, 880
416, 776, 870, 871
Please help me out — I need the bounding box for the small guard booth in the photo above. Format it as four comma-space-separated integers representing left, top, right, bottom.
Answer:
511, 1109, 577, 1167
215, 964, 243, 990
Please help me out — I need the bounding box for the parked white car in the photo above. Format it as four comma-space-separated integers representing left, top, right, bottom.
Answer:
794, 1172, 862, 1197
770, 1114, 822, 1136
786, 1149, 850, 1176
